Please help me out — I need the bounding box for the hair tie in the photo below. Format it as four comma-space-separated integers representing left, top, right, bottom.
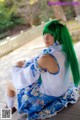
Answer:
58, 19, 66, 25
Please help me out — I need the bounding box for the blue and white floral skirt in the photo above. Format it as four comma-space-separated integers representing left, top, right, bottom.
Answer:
17, 77, 80, 120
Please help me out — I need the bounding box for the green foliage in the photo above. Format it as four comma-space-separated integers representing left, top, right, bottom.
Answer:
0, 1, 24, 34
10, 12, 24, 25
0, 0, 77, 34
32, 15, 41, 26
38, 0, 54, 22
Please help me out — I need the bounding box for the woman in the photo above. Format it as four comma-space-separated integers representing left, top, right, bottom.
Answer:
5, 19, 80, 120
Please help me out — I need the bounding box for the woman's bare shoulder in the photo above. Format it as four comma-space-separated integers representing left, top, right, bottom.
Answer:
38, 55, 50, 66
37, 54, 58, 72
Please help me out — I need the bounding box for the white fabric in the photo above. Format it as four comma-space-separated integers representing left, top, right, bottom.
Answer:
6, 95, 16, 108
11, 43, 70, 97
39, 45, 70, 96
11, 65, 40, 89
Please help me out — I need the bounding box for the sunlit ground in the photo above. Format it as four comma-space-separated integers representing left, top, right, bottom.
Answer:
0, 0, 4, 2
67, 20, 80, 31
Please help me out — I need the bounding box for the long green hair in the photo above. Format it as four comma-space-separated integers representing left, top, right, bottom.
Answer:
43, 19, 80, 87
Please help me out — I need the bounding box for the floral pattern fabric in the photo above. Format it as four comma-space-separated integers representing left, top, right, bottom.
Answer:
17, 76, 80, 120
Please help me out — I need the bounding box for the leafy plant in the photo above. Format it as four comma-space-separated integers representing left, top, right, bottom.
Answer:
0, 0, 24, 34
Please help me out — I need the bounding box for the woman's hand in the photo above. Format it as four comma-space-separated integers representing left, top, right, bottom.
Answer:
15, 60, 26, 68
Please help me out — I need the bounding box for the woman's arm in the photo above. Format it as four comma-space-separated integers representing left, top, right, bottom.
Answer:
37, 54, 59, 74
